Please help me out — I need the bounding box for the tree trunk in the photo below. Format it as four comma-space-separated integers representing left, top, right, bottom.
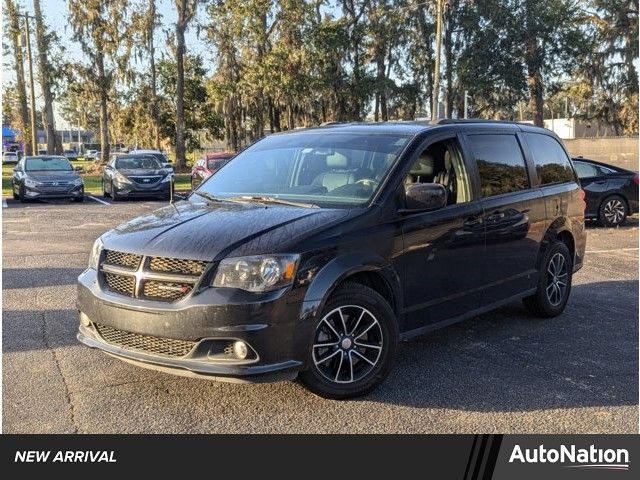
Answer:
432, 0, 443, 120
5, 0, 31, 154
33, 0, 56, 153
148, 0, 160, 150
96, 52, 110, 161
443, 12, 453, 119
175, 1, 187, 170
525, 36, 544, 127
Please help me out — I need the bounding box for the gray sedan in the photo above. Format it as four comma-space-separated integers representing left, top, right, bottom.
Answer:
11, 156, 84, 203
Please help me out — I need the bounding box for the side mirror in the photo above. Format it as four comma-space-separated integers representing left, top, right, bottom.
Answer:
404, 183, 447, 211
13, 167, 19, 172
74, 166, 83, 172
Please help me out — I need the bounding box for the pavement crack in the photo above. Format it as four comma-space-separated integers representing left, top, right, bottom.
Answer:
40, 312, 79, 433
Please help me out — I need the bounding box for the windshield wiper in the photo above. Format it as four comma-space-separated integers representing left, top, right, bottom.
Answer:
231, 195, 319, 209
193, 191, 249, 205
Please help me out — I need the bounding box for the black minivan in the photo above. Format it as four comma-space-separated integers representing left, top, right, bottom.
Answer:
77, 120, 586, 398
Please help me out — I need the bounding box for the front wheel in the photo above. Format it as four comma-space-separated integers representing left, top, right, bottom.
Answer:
599, 195, 627, 227
523, 240, 573, 318
111, 182, 120, 201
298, 282, 398, 399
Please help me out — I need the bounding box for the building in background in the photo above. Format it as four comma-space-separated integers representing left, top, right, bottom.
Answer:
523, 118, 618, 139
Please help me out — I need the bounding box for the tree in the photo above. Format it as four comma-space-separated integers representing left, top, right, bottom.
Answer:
68, 0, 133, 161
4, 0, 31, 154
174, 0, 199, 170
33, 0, 57, 153
141, 0, 161, 149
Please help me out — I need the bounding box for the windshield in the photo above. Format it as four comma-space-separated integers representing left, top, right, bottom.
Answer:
25, 157, 73, 172
195, 132, 410, 207
116, 156, 163, 169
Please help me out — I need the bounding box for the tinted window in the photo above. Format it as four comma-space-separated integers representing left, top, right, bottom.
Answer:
524, 133, 575, 185
467, 134, 529, 197
573, 161, 599, 179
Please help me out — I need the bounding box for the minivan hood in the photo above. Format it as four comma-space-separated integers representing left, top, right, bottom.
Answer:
101, 200, 351, 261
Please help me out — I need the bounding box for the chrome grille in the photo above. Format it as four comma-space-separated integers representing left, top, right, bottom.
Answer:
105, 250, 142, 269
130, 176, 162, 184
104, 272, 135, 296
94, 323, 196, 358
99, 250, 207, 303
149, 256, 207, 275
143, 281, 193, 302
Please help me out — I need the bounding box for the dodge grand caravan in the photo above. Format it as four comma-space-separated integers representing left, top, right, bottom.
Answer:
77, 120, 586, 398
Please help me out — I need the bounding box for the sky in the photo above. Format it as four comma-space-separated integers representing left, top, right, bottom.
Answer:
2, 0, 211, 128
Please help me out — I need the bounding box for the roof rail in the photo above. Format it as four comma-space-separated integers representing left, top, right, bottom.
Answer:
431, 118, 525, 125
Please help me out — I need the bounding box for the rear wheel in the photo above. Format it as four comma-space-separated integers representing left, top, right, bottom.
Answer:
299, 282, 398, 399
523, 240, 573, 318
598, 195, 627, 227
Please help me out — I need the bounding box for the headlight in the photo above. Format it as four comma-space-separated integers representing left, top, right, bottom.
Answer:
115, 172, 132, 184
161, 174, 173, 183
24, 178, 40, 188
73, 177, 83, 186
212, 254, 300, 292
88, 237, 103, 270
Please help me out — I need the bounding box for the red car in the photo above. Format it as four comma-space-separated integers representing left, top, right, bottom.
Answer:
191, 152, 234, 190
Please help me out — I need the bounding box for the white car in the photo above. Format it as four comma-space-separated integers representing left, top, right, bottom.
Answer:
129, 149, 174, 171
85, 150, 98, 160
3, 151, 20, 164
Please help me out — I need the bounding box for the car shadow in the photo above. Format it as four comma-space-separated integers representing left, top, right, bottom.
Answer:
2, 280, 637, 412
364, 279, 638, 411
585, 215, 638, 230
2, 267, 86, 289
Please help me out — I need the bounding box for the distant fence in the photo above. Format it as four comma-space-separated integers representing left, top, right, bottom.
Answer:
563, 137, 638, 171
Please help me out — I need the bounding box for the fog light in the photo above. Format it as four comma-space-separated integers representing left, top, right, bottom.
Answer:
79, 312, 91, 327
233, 341, 248, 360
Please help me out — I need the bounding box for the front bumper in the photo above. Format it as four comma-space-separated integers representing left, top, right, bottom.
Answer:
25, 185, 83, 199
76, 268, 309, 382
114, 181, 170, 197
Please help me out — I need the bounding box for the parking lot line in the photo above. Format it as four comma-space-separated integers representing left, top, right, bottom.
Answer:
2, 199, 8, 208
86, 195, 110, 206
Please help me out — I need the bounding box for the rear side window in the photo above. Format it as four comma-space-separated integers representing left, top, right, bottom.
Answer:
524, 133, 575, 185
467, 134, 529, 197
573, 161, 599, 179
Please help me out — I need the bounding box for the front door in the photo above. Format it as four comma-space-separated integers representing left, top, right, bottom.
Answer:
398, 136, 485, 332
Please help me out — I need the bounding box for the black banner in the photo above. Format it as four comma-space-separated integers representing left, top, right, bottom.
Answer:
1, 435, 637, 478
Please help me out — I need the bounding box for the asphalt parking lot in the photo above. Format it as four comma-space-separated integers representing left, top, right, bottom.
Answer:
2, 196, 638, 433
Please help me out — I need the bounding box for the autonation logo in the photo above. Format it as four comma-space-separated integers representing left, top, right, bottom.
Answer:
509, 444, 630, 471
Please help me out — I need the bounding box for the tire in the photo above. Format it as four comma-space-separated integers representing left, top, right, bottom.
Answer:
102, 180, 110, 198
298, 282, 398, 399
12, 182, 18, 200
18, 184, 28, 203
111, 182, 120, 201
598, 195, 627, 227
523, 240, 573, 318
